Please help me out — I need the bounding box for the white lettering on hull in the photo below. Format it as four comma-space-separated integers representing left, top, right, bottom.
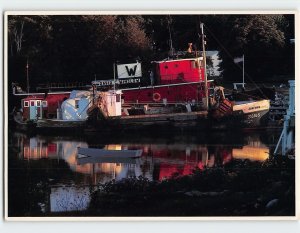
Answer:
93, 78, 141, 87
247, 113, 261, 119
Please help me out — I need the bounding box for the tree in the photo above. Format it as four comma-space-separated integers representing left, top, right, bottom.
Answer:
215, 15, 291, 82
7, 15, 151, 88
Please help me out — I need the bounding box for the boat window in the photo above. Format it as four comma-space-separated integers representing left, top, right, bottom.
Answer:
36, 100, 41, 107
75, 100, 79, 109
30, 101, 35, 106
116, 94, 121, 102
24, 101, 29, 107
42, 101, 47, 107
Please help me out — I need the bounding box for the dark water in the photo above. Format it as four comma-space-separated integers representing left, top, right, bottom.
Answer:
8, 130, 281, 215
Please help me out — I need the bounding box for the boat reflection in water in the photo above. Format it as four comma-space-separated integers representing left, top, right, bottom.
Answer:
13, 132, 270, 213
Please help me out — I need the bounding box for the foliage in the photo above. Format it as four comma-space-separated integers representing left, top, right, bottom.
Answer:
98, 176, 153, 193
212, 15, 294, 81
7, 14, 294, 88
8, 15, 151, 86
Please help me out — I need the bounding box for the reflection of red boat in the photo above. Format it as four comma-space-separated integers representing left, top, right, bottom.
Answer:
158, 162, 205, 181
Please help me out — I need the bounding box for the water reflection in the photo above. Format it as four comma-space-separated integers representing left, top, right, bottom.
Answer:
11, 131, 272, 213
15, 133, 271, 182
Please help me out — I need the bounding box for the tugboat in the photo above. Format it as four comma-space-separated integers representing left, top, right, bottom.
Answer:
91, 51, 211, 109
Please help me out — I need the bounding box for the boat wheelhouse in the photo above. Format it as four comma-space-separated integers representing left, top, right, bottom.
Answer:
20, 93, 69, 121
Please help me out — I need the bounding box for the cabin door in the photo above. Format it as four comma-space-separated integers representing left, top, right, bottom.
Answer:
29, 100, 37, 120
36, 100, 42, 119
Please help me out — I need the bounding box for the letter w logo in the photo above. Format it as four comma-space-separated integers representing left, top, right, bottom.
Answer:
125, 65, 137, 76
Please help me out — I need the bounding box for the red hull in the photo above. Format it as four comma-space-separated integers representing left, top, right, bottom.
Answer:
122, 82, 208, 104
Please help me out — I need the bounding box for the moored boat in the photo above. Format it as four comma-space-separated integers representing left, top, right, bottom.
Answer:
209, 85, 270, 129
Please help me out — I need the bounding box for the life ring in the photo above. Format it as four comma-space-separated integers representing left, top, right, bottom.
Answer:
153, 92, 161, 102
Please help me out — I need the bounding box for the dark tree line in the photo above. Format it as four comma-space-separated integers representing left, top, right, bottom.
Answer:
213, 15, 295, 82
8, 14, 294, 89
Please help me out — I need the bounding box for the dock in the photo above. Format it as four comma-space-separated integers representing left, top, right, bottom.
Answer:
274, 80, 295, 157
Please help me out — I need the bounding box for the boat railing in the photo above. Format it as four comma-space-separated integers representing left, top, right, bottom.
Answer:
36, 82, 89, 90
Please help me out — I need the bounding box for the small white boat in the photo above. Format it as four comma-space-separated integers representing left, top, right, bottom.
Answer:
77, 147, 142, 165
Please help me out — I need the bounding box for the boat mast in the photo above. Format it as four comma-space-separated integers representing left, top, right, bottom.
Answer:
242, 54, 245, 88
167, 15, 174, 58
200, 23, 209, 110
113, 62, 116, 92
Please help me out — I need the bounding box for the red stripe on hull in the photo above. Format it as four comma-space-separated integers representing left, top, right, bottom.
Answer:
122, 83, 207, 104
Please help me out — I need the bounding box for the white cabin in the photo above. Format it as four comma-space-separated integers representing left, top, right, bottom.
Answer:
100, 90, 122, 117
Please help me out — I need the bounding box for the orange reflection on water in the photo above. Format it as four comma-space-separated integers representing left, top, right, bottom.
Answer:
232, 146, 269, 161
